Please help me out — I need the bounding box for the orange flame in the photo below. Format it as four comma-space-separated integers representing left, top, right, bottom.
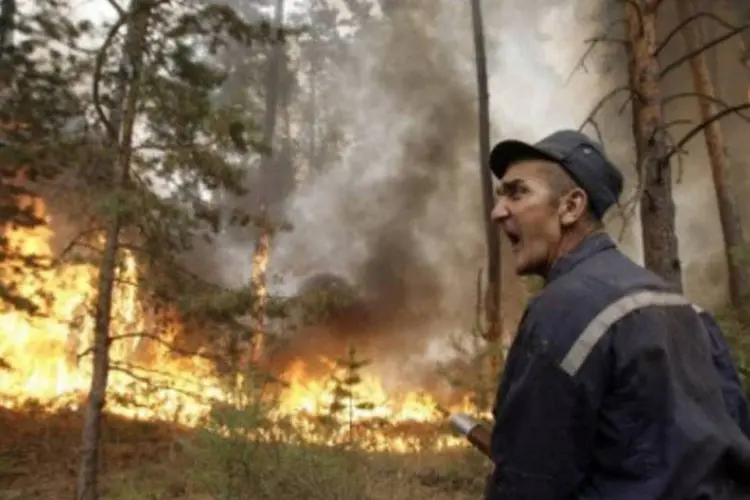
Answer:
0, 199, 475, 452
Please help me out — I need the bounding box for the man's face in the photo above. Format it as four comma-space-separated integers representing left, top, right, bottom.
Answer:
491, 159, 566, 276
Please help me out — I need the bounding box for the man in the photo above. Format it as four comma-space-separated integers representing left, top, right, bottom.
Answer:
484, 129, 750, 499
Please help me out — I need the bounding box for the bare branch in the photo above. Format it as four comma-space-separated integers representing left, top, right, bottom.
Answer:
106, 0, 125, 16
663, 129, 686, 184
655, 11, 740, 57
664, 103, 750, 163
578, 86, 631, 130
662, 92, 750, 123
564, 20, 627, 85
114, 332, 219, 361
660, 22, 749, 80
663, 118, 693, 129
581, 118, 605, 146
54, 228, 105, 264
565, 41, 598, 84
588, 35, 628, 46
107, 361, 215, 403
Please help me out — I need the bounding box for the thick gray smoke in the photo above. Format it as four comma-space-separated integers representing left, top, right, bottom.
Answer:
261, 0, 624, 383
267, 2, 483, 378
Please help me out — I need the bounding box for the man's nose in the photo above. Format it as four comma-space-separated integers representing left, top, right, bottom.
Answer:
491, 199, 510, 222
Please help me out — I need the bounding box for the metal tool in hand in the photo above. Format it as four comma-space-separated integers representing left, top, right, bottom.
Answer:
449, 412, 493, 461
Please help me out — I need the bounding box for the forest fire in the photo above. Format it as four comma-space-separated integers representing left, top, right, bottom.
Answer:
0, 200, 472, 452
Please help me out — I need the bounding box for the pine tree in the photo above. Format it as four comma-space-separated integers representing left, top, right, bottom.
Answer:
66, 1, 278, 497
325, 345, 375, 445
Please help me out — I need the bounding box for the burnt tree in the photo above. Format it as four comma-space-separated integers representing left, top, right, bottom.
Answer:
470, 0, 502, 357
248, 0, 286, 362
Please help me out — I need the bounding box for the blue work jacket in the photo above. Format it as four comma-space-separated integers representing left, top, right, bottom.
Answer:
485, 233, 750, 499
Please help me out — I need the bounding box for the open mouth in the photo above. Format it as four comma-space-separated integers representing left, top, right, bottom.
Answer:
506, 231, 521, 249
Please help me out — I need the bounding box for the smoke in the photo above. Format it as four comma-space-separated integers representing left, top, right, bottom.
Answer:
266, 2, 481, 378
261, 0, 622, 383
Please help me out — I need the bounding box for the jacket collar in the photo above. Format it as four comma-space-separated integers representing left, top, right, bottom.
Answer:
546, 232, 616, 284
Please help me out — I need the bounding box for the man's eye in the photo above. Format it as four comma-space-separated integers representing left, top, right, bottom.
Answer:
508, 189, 523, 200
496, 183, 526, 200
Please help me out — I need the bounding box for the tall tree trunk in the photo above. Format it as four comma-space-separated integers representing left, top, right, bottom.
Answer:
76, 1, 149, 498
470, 0, 502, 358
626, 0, 683, 290
249, 0, 285, 362
260, 0, 284, 161
677, 0, 749, 313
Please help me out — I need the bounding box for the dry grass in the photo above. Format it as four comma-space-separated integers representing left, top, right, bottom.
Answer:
0, 407, 490, 500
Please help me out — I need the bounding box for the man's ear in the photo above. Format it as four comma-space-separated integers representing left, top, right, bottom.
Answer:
559, 188, 588, 227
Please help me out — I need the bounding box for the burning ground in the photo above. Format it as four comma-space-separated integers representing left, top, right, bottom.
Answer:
0, 196, 490, 498
0, 196, 478, 448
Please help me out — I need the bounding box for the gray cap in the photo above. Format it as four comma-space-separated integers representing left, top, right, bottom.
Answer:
489, 130, 623, 219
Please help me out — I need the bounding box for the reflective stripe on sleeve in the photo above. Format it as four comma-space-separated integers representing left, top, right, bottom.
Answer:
560, 290, 690, 377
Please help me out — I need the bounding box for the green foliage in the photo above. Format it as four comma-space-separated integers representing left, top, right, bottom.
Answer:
715, 308, 750, 394
319, 346, 376, 443
715, 247, 750, 395
177, 285, 259, 321
289, 274, 361, 328
183, 369, 368, 500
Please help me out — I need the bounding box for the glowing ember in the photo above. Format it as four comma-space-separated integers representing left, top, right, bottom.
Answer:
0, 199, 476, 452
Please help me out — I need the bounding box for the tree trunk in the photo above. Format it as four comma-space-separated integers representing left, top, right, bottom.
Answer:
677, 0, 749, 312
249, 0, 285, 362
470, 0, 502, 355
76, 2, 149, 499
626, 0, 683, 290
260, 0, 284, 162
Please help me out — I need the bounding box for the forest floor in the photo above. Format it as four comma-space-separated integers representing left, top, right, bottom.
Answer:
0, 408, 489, 499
